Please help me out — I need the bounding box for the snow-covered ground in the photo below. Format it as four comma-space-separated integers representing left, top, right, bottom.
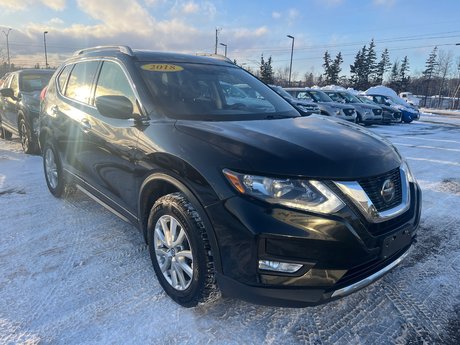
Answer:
1, 114, 459, 345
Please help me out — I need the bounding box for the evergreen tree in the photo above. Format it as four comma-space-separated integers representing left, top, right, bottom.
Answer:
259, 54, 274, 84
322, 51, 332, 84
375, 48, 390, 85
388, 60, 400, 91
366, 39, 377, 84
399, 56, 410, 91
329, 52, 343, 85
349, 45, 367, 90
422, 46, 438, 105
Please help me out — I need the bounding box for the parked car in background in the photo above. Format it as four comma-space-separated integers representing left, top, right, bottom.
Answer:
0, 69, 54, 152
365, 93, 419, 123
284, 88, 357, 122
40, 46, 420, 308
220, 82, 274, 112
399, 92, 420, 107
357, 95, 402, 124
322, 89, 382, 125
269, 85, 320, 116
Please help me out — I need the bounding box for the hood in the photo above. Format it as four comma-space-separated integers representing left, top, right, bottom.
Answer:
175, 115, 401, 179
350, 102, 381, 110
318, 101, 354, 110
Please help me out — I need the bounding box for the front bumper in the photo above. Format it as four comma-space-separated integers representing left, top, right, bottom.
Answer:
207, 181, 421, 307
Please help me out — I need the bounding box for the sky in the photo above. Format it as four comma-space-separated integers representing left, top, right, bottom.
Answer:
1, 0, 459, 80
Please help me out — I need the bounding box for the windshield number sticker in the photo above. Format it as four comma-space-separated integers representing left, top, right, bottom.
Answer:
141, 64, 184, 72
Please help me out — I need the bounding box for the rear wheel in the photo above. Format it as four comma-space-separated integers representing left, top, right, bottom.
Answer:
147, 192, 219, 307
19, 118, 37, 154
43, 142, 74, 197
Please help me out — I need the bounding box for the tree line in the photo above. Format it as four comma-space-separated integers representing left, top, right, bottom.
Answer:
247, 40, 460, 108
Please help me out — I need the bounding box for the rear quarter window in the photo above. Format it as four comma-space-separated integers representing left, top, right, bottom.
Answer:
64, 61, 100, 104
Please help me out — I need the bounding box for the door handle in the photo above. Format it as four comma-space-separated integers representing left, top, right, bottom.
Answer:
80, 119, 92, 132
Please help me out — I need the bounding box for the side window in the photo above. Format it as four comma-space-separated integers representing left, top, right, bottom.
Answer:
9, 75, 18, 95
65, 61, 99, 104
58, 64, 73, 94
94, 61, 140, 114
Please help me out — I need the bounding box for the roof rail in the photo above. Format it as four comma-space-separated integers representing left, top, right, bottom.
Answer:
73, 45, 134, 57
195, 53, 233, 63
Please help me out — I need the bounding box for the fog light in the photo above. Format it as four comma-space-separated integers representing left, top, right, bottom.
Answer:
258, 260, 303, 273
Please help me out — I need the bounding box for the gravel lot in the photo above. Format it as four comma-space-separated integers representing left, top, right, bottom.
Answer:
1, 114, 459, 344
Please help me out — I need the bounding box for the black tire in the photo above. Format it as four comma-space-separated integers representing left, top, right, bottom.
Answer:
43, 142, 73, 198
147, 192, 219, 307
0, 126, 12, 140
355, 113, 362, 124
19, 118, 37, 154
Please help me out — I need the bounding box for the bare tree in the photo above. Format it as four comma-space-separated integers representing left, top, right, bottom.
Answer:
436, 50, 453, 107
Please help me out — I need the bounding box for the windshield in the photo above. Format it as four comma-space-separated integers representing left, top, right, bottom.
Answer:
139, 62, 298, 120
19, 72, 53, 92
339, 92, 361, 103
307, 90, 333, 102
323, 91, 343, 103
358, 96, 376, 105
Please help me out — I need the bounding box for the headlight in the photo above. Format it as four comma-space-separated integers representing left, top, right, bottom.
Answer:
223, 169, 345, 214
401, 161, 416, 183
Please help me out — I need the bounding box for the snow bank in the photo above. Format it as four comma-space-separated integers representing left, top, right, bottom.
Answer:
322, 85, 347, 91
365, 85, 399, 98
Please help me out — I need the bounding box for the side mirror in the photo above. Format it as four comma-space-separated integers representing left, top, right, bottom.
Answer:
95, 95, 134, 120
384, 101, 391, 106
0, 88, 15, 99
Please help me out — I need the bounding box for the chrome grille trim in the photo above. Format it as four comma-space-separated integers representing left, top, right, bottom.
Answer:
333, 166, 410, 223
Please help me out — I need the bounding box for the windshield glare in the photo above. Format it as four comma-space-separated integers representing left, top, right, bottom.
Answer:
340, 92, 360, 103
139, 62, 298, 120
308, 90, 333, 102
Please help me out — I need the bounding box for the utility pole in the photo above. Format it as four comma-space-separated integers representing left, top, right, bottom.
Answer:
2, 28, 12, 71
287, 35, 295, 86
214, 28, 221, 54
220, 43, 227, 57
43, 31, 49, 69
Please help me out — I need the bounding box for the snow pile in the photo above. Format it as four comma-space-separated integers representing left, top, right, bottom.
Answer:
346, 88, 362, 95
365, 85, 399, 98
322, 85, 347, 91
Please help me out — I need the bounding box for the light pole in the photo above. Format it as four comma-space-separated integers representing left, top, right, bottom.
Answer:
287, 35, 295, 86
220, 43, 227, 57
2, 28, 12, 71
43, 31, 49, 69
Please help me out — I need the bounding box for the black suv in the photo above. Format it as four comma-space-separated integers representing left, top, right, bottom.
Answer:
40, 46, 421, 307
0, 69, 54, 153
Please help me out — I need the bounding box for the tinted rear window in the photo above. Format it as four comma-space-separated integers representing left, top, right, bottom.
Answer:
20, 73, 53, 92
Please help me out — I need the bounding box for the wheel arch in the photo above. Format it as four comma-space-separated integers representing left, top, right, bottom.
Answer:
138, 173, 222, 274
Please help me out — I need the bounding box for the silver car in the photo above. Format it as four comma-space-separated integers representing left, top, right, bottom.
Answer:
323, 90, 383, 125
284, 88, 357, 122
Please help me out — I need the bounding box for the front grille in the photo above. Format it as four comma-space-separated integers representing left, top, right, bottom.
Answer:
393, 112, 402, 119
358, 168, 402, 212
343, 109, 354, 116
372, 109, 382, 115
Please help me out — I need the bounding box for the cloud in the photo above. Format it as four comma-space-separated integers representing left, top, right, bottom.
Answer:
0, 0, 65, 11
182, 1, 199, 14
272, 11, 281, 19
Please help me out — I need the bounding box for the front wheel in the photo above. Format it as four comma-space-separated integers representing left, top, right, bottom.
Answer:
147, 192, 219, 307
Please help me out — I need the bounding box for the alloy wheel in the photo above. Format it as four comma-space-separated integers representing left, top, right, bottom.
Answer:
154, 215, 193, 291
45, 148, 58, 189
